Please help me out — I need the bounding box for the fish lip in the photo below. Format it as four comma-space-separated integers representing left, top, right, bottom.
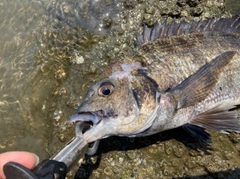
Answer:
70, 111, 102, 126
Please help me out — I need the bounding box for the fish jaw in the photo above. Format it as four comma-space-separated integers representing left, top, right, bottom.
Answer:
70, 111, 138, 143
69, 94, 156, 143
70, 112, 156, 143
70, 111, 115, 142
70, 100, 159, 143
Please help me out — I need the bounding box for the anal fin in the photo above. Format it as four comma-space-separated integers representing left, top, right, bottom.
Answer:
190, 104, 240, 133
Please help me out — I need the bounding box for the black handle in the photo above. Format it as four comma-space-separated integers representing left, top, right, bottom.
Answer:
4, 159, 67, 179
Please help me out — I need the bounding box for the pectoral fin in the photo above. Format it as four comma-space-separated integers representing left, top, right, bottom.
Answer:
190, 103, 240, 133
172, 51, 236, 109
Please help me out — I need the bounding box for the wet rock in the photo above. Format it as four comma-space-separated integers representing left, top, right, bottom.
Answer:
102, 17, 113, 28
187, 0, 199, 7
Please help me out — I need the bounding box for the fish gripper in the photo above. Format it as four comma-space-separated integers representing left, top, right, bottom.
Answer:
3, 122, 97, 179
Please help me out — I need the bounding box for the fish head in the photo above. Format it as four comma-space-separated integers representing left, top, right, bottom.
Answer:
70, 62, 153, 143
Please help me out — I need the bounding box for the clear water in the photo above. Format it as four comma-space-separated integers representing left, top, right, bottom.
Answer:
0, 0, 108, 158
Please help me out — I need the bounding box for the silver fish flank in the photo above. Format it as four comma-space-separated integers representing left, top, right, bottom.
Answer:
70, 16, 240, 144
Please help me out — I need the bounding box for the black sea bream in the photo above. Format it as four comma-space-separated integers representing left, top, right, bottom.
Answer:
70, 16, 240, 144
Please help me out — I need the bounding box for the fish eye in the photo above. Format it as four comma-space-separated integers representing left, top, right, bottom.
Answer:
98, 82, 114, 97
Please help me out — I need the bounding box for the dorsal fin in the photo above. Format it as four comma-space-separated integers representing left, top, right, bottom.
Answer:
135, 16, 240, 47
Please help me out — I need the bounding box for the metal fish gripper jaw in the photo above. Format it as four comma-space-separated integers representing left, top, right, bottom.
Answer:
3, 122, 100, 179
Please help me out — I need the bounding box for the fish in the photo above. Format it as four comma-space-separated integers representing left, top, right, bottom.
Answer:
70, 16, 240, 145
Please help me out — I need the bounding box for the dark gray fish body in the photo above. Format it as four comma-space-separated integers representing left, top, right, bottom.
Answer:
71, 16, 240, 144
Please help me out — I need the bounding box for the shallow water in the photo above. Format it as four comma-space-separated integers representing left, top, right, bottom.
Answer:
0, 0, 112, 159
0, 0, 240, 179
226, 0, 240, 15
0, 0, 55, 158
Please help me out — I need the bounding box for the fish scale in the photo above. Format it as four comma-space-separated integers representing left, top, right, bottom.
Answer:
70, 16, 240, 145
138, 43, 240, 92
169, 52, 240, 134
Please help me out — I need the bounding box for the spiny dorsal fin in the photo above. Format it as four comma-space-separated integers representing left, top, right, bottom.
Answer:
135, 16, 240, 47
172, 51, 236, 109
190, 104, 240, 133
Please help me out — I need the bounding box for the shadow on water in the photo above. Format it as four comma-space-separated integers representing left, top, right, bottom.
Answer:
75, 164, 240, 179
176, 168, 240, 179
74, 127, 213, 179
97, 127, 211, 154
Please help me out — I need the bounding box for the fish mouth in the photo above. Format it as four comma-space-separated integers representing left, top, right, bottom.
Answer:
70, 110, 108, 143
71, 114, 102, 155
